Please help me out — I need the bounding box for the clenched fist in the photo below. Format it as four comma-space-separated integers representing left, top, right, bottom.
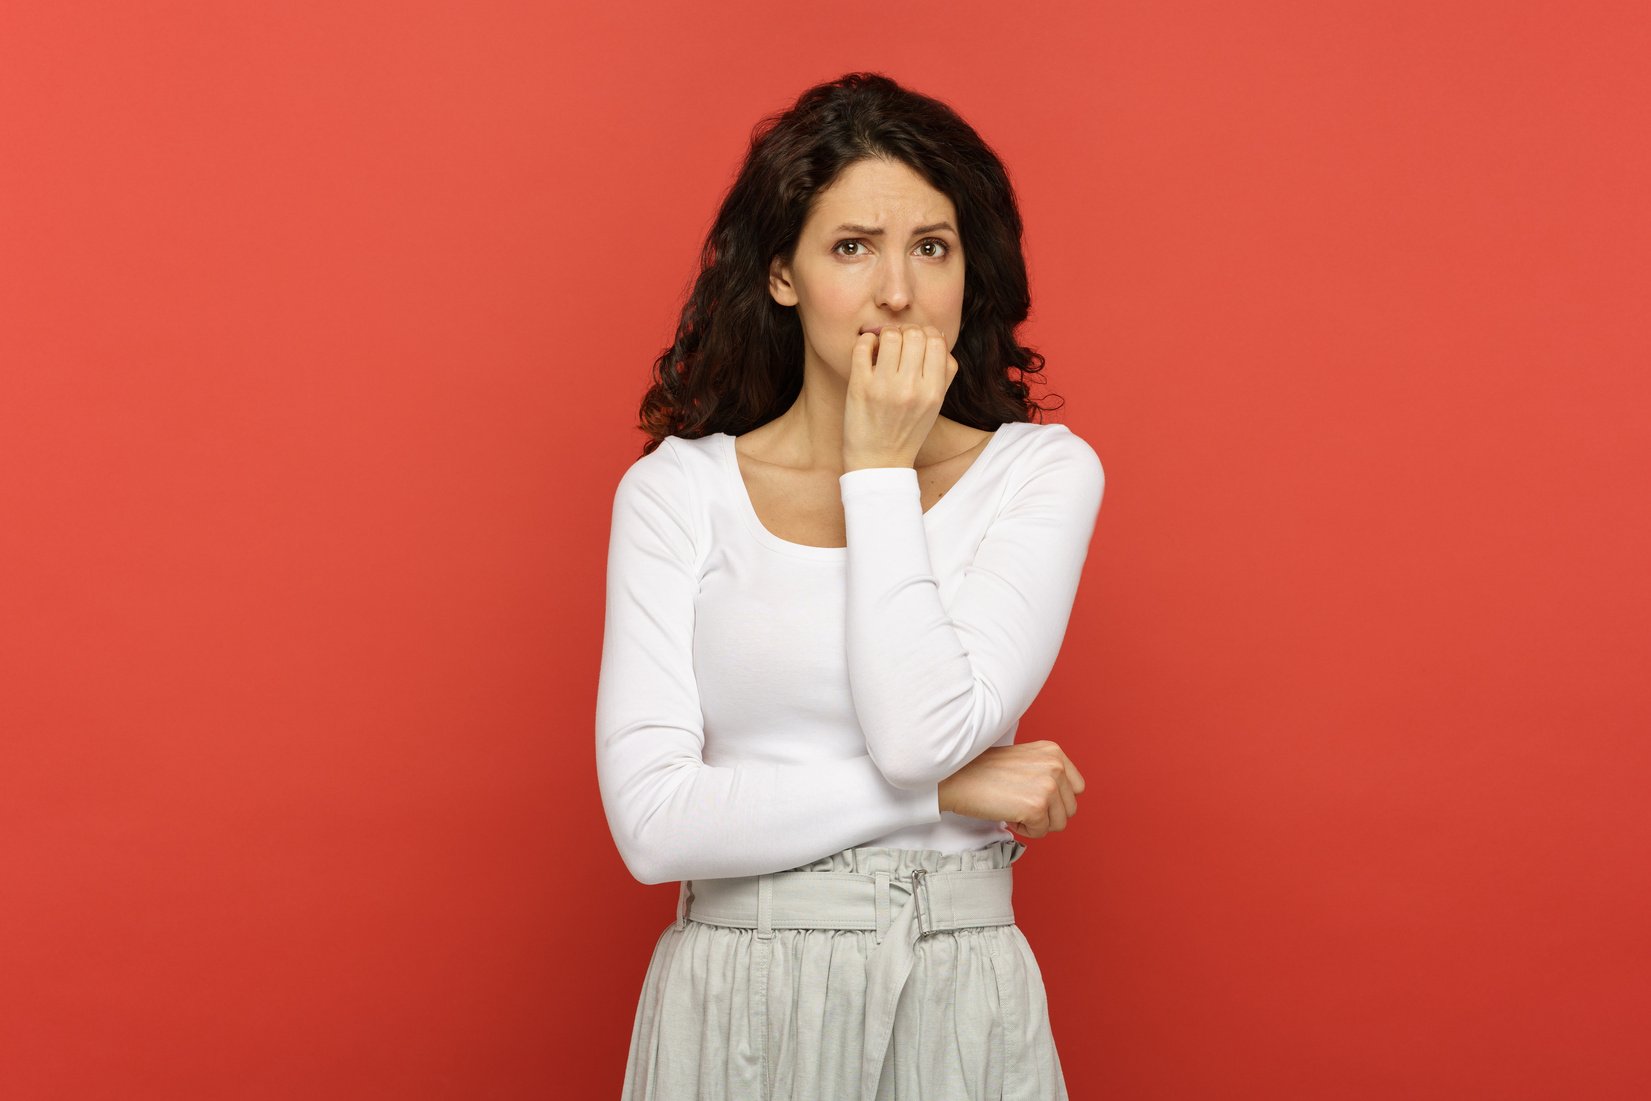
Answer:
842, 323, 959, 472
937, 741, 1087, 839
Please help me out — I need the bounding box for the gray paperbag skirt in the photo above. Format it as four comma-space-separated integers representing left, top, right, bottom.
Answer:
620, 839, 1068, 1100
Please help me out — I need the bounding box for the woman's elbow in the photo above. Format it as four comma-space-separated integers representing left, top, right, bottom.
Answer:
610, 823, 694, 886
626, 859, 675, 887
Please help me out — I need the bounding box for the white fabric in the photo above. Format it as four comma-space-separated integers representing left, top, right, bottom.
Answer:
619, 841, 1069, 1101
595, 420, 1105, 885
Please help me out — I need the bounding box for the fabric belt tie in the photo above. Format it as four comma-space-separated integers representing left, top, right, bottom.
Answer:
676, 863, 1017, 1101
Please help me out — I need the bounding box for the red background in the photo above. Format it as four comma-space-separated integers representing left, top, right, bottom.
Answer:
3, 1, 1647, 1097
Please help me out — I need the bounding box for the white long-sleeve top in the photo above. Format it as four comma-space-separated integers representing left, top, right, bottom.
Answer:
594, 420, 1105, 885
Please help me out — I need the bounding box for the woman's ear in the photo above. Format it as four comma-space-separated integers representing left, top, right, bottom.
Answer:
768, 255, 799, 307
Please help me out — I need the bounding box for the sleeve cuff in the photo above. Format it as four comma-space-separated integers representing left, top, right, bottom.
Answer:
839, 465, 919, 501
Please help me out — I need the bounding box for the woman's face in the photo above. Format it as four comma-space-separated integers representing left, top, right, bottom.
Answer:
769, 157, 965, 382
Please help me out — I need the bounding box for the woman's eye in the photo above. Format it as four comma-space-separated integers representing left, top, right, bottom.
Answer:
833, 238, 951, 258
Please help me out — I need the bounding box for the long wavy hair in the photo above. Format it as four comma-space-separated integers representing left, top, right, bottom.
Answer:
636, 71, 1061, 456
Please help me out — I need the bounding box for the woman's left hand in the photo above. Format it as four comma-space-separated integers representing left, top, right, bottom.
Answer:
842, 323, 959, 471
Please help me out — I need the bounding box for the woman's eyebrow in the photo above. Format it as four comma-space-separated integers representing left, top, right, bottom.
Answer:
832, 221, 957, 236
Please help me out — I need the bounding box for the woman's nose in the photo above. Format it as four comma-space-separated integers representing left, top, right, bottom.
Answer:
875, 259, 912, 311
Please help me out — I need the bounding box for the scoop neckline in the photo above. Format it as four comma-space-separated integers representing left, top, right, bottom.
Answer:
719, 424, 1014, 560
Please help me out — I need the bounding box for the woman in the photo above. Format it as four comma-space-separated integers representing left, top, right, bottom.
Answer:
596, 72, 1104, 1100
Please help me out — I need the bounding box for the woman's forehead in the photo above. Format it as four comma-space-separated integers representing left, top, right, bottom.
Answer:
808, 164, 956, 231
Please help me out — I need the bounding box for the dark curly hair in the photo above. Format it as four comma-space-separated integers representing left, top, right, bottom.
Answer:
636, 71, 1061, 456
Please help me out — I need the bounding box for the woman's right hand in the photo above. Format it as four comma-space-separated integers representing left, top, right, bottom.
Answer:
937, 741, 1085, 838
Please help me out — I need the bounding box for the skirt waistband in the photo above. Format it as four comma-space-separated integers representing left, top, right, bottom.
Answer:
674, 839, 1025, 937
683, 862, 1015, 937
670, 840, 1029, 1101
779, 837, 1025, 876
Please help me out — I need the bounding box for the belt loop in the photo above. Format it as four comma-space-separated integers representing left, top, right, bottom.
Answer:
873, 871, 891, 942
910, 868, 932, 937
674, 880, 692, 930
756, 873, 775, 941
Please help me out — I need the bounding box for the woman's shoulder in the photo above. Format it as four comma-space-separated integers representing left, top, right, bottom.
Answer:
994, 420, 1103, 476
984, 421, 1105, 521
610, 432, 732, 529
616, 432, 723, 487
607, 434, 730, 572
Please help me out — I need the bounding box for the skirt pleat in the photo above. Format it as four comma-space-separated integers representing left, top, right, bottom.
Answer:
619, 840, 1068, 1100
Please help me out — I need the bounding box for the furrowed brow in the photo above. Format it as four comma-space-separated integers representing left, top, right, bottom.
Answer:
832, 221, 957, 236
